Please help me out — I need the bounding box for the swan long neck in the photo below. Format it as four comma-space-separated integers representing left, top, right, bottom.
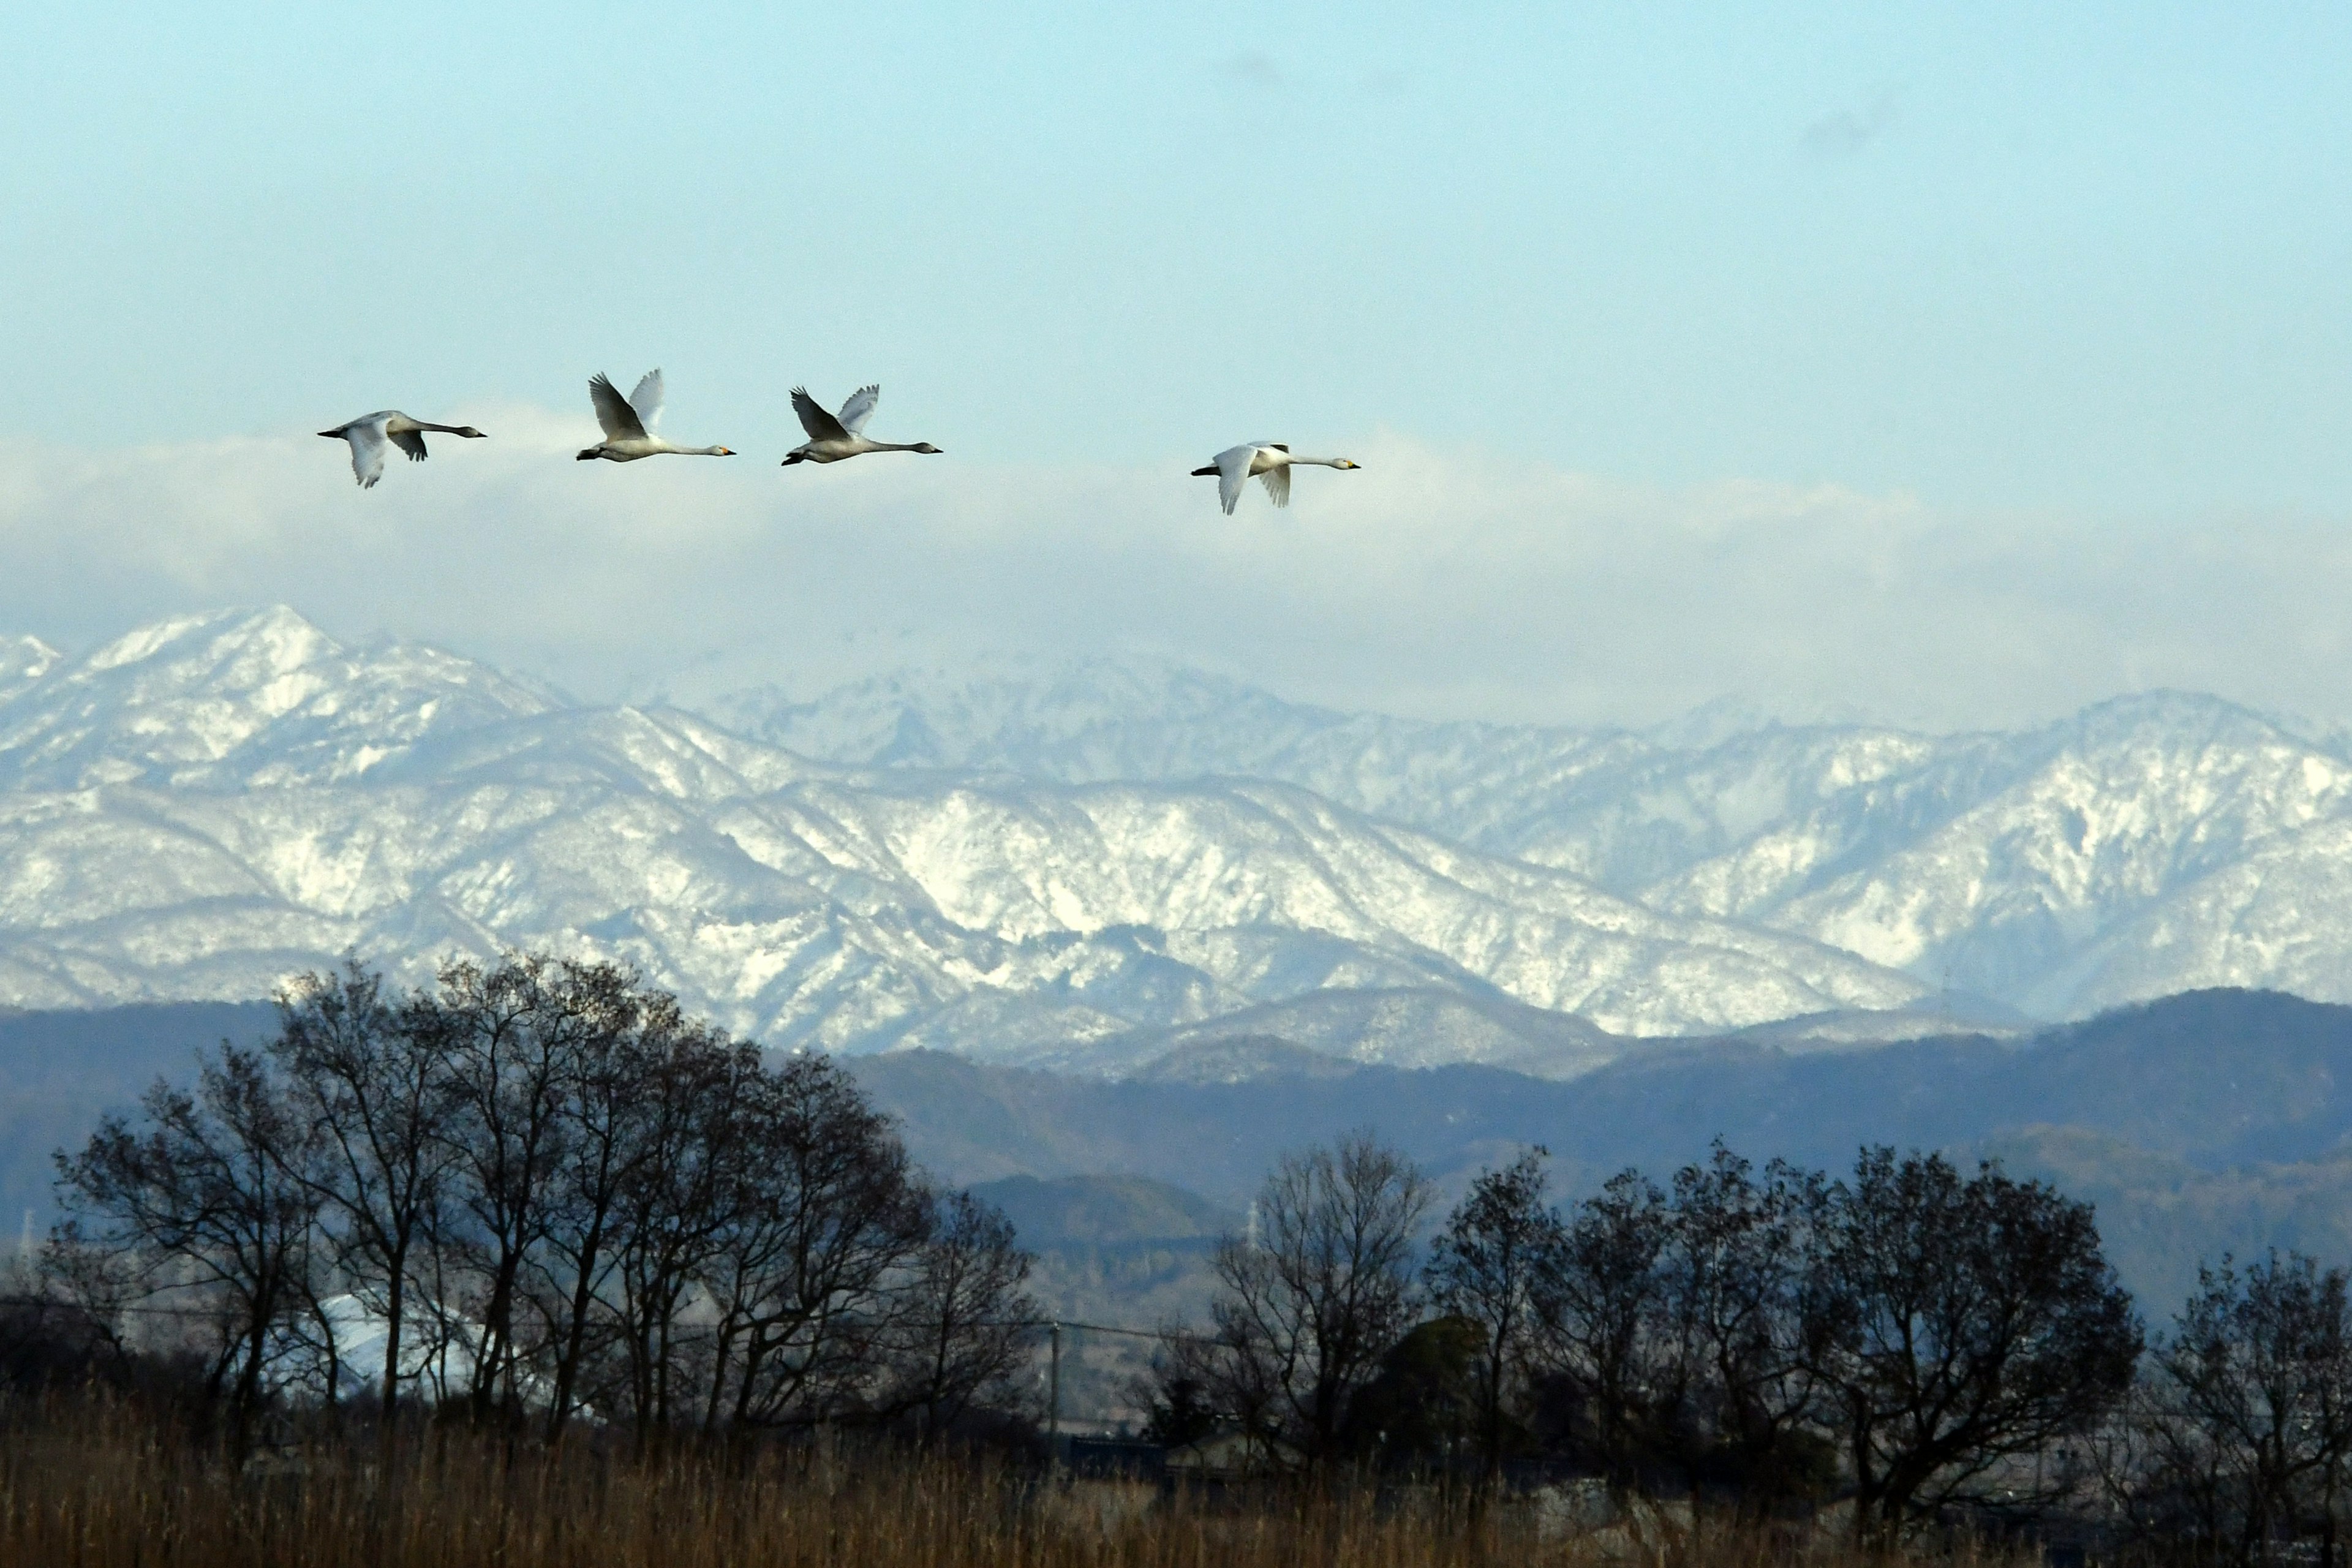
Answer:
1290, 454, 1349, 469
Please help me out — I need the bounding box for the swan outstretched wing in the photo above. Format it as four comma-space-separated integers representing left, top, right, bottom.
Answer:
589, 374, 649, 441
1259, 460, 1291, 507
837, 384, 881, 435
629, 369, 664, 429
791, 386, 850, 442
386, 426, 430, 462
344, 421, 389, 488
1213, 444, 1257, 514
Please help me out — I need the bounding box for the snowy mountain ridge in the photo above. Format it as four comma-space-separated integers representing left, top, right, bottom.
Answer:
725, 662, 2352, 1020
0, 608, 1928, 1068
8, 606, 2352, 1065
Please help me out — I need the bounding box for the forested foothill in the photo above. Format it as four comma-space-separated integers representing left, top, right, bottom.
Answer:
6, 967, 2352, 1565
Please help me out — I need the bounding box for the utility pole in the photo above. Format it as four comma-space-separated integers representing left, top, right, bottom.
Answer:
1047, 1321, 1062, 1469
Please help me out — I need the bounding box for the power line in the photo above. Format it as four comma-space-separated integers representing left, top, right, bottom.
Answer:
1029, 1316, 1213, 1347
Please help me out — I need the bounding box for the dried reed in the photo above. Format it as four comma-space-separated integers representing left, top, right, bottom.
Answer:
0, 1395, 2025, 1568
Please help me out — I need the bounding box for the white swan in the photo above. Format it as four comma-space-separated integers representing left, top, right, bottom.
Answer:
576, 369, 736, 462
1191, 443, 1360, 514
318, 412, 485, 489
781, 385, 943, 465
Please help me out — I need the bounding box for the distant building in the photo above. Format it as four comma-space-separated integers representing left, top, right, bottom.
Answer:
1161, 1430, 1302, 1482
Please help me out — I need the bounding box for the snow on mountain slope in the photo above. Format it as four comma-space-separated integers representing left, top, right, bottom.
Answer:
0, 609, 1931, 1058
1657, 695, 2352, 1014
18, 611, 2348, 1043
718, 658, 1355, 782
718, 660, 1671, 874
786, 776, 1924, 1030
0, 607, 560, 791
717, 662, 2002, 891
0, 636, 59, 706
728, 662, 2352, 1016
2046, 816, 2352, 1014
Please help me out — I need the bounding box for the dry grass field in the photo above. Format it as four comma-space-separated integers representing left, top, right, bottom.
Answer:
0, 1398, 2032, 1568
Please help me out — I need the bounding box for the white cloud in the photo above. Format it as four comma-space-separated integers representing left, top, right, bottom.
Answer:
2, 414, 2348, 732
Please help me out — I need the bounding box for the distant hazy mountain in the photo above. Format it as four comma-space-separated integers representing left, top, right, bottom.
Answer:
726, 661, 2352, 1018
0, 609, 1921, 1057
1066, 987, 1627, 1080
968, 1172, 1233, 1252
846, 989, 2352, 1197
0, 1000, 279, 1238
845, 988, 2352, 1311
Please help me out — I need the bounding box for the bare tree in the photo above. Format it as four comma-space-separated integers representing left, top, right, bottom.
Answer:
45, 952, 1057, 1452
606, 1023, 761, 1448
1199, 1132, 1432, 1467
425, 955, 634, 1424
699, 1052, 931, 1431
532, 978, 673, 1442
1662, 1143, 1828, 1510
1426, 1148, 1559, 1488
878, 1188, 1039, 1440
1527, 1168, 1676, 1491
26, 1227, 141, 1376
1803, 1147, 2141, 1539
54, 1044, 324, 1453
2137, 1251, 2352, 1565
273, 961, 454, 1420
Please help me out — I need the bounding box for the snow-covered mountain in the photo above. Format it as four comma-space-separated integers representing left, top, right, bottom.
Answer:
0, 637, 59, 706
13, 609, 2351, 1063
0, 609, 562, 792
0, 609, 1927, 1064
724, 662, 2352, 1018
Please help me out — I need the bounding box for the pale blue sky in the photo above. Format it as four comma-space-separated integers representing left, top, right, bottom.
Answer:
3, 4, 2350, 723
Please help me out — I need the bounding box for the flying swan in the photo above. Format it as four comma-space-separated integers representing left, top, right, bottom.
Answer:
781, 385, 943, 465
1191, 443, 1360, 514
318, 412, 486, 489
576, 369, 736, 462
